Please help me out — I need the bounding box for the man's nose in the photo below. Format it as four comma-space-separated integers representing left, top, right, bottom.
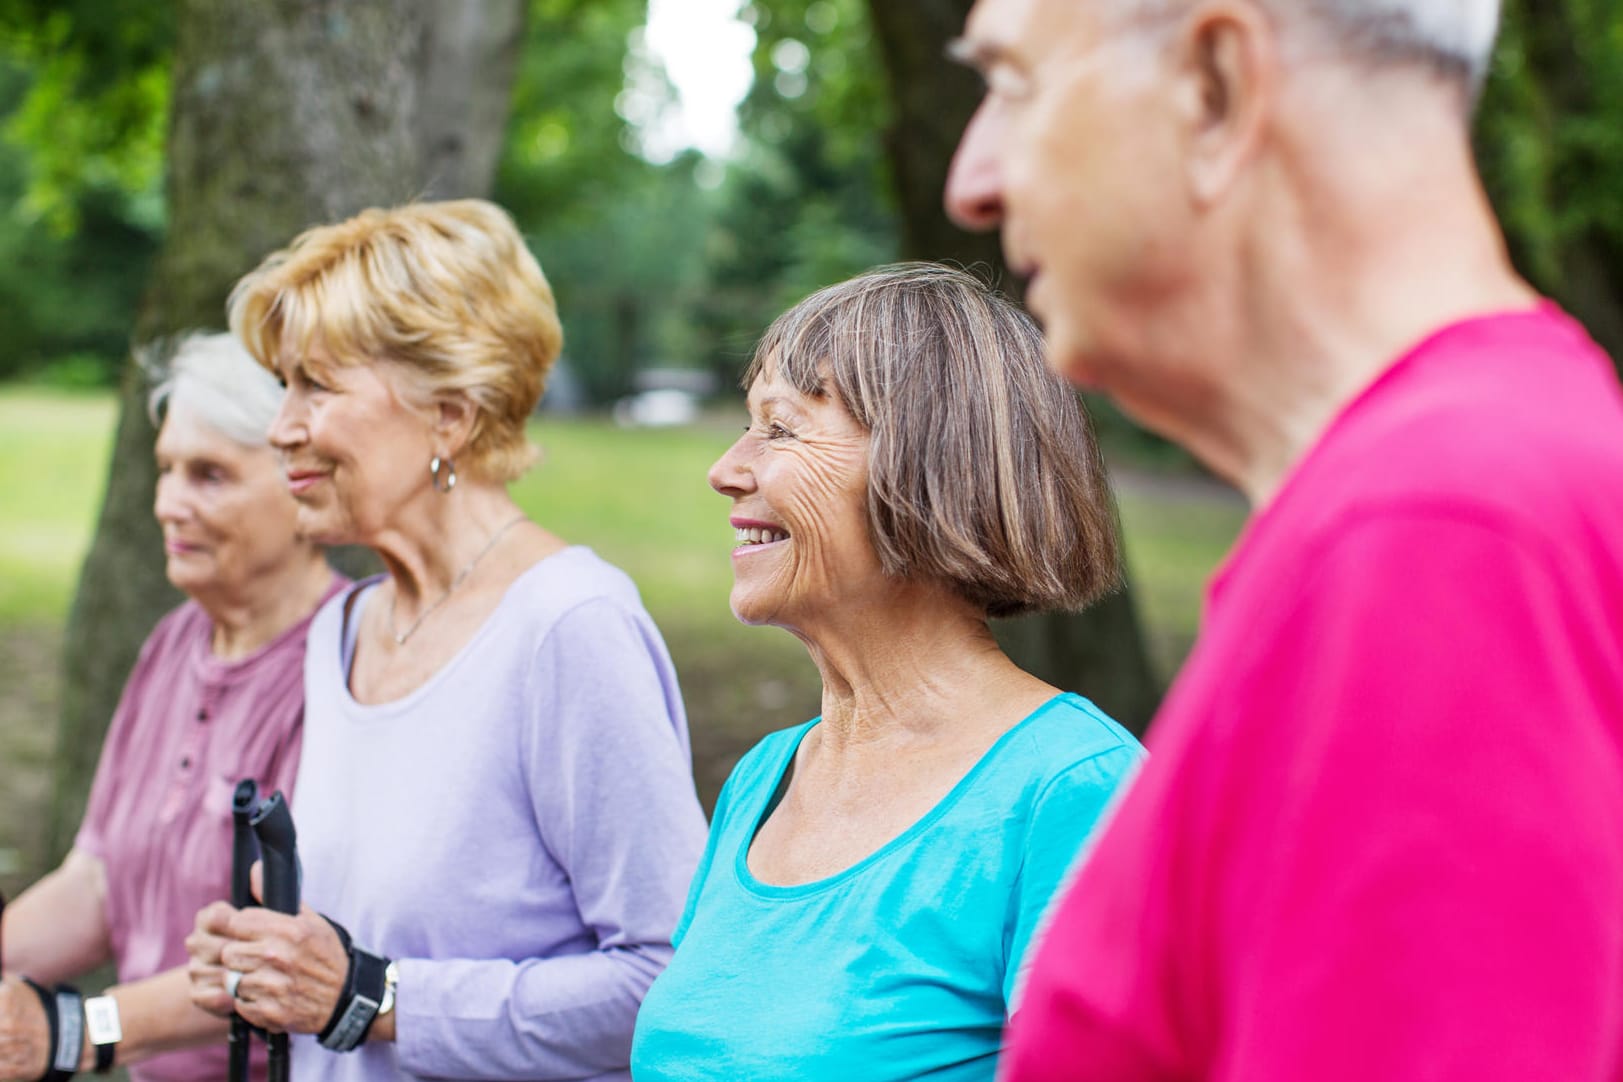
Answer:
945, 102, 1007, 232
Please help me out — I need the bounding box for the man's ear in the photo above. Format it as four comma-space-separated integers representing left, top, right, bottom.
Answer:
1170, 1, 1277, 205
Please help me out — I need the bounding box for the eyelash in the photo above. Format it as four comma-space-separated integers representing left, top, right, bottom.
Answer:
745, 421, 794, 440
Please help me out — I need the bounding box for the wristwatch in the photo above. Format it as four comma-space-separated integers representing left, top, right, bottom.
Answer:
84, 995, 122, 1074
377, 962, 399, 1020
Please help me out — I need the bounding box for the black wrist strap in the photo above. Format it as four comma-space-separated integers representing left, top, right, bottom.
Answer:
23, 978, 80, 1082
317, 917, 357, 1045
315, 916, 388, 1053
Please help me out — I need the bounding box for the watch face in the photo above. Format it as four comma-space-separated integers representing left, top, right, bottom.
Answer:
85, 996, 123, 1045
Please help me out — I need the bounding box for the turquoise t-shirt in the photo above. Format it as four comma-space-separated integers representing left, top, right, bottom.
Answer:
630, 692, 1143, 1081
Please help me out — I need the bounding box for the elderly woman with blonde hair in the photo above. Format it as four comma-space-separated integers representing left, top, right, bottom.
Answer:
631, 263, 1144, 1080
183, 200, 707, 1082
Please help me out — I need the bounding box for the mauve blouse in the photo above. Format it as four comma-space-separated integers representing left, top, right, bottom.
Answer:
75, 576, 345, 1082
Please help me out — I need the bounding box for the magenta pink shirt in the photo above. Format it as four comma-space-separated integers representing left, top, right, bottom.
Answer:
1003, 306, 1623, 1082
75, 576, 345, 1082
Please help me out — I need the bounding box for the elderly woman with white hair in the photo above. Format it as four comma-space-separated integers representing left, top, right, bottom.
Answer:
0, 334, 343, 1082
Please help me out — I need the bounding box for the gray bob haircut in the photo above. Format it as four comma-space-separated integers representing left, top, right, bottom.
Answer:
147, 332, 285, 447
745, 262, 1122, 618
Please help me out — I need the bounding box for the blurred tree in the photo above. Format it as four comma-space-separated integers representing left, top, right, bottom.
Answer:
686, 0, 896, 398
495, 0, 715, 401
1477, 0, 1623, 370
45, 0, 526, 857
864, 0, 1162, 733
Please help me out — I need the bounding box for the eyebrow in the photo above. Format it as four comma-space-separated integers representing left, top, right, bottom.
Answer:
947, 35, 993, 69
750, 395, 798, 413
946, 35, 1012, 72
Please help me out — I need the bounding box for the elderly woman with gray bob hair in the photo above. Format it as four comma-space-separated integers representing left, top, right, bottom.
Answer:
631, 263, 1145, 1081
0, 333, 341, 1082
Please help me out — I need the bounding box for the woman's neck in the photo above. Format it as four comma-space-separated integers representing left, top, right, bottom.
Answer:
798, 589, 1054, 753
370, 484, 526, 605
206, 554, 333, 660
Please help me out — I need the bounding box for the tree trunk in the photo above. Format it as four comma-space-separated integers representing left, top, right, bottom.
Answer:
865, 0, 1164, 734
50, 0, 525, 857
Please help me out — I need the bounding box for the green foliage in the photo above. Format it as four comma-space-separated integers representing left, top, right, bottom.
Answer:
497, 0, 721, 400
498, 0, 656, 230
688, 0, 898, 388
1478, 2, 1623, 280
1474, 1, 1623, 369
0, 5, 164, 381
0, 0, 170, 232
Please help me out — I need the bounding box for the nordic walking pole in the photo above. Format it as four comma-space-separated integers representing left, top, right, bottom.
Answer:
227, 781, 259, 1082
249, 792, 299, 1082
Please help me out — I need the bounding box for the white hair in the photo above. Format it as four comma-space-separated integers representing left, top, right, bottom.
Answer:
1299, 0, 1502, 92
1123, 0, 1502, 95
146, 332, 285, 447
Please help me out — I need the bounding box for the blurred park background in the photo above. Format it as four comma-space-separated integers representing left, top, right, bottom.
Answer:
1, 0, 1620, 898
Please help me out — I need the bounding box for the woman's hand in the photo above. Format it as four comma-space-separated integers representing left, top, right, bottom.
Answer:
184, 901, 242, 1019
185, 901, 348, 1036
0, 979, 50, 1082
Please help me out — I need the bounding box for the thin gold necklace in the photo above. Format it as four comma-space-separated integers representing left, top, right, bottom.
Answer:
388, 513, 527, 645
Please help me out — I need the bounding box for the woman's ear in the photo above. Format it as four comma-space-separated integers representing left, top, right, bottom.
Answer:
432, 392, 480, 460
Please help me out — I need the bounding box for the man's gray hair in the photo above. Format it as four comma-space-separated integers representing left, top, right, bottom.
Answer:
146, 332, 285, 447
1130, 0, 1502, 95
1298, 0, 1502, 92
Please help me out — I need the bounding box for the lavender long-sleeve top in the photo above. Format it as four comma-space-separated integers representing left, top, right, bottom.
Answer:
290, 547, 708, 1082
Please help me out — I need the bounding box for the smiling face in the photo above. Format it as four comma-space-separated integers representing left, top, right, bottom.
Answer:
706, 365, 884, 631
153, 403, 310, 602
946, 0, 1192, 390
266, 350, 440, 546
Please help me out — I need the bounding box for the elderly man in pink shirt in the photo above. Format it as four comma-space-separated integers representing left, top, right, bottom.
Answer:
0, 334, 342, 1082
947, 1, 1623, 1079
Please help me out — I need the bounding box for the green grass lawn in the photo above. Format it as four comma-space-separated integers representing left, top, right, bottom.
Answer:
0, 390, 118, 621
0, 388, 1247, 814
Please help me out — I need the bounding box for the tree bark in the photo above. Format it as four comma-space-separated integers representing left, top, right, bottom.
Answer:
50, 0, 525, 857
865, 0, 1164, 734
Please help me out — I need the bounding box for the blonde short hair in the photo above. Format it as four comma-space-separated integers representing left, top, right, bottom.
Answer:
747, 263, 1122, 618
228, 199, 563, 483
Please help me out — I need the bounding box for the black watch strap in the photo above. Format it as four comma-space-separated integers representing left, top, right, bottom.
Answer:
83, 996, 120, 1075
319, 947, 387, 1052
315, 916, 389, 1053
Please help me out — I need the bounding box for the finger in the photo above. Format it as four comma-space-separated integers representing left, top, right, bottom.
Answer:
230, 971, 297, 1035
219, 938, 280, 975
249, 861, 263, 904
184, 922, 232, 962
225, 906, 302, 941
189, 972, 235, 1018
195, 900, 238, 935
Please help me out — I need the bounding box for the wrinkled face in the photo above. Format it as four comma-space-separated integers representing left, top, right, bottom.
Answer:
706, 365, 882, 631
946, 0, 1187, 389
153, 404, 309, 600
267, 351, 438, 546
